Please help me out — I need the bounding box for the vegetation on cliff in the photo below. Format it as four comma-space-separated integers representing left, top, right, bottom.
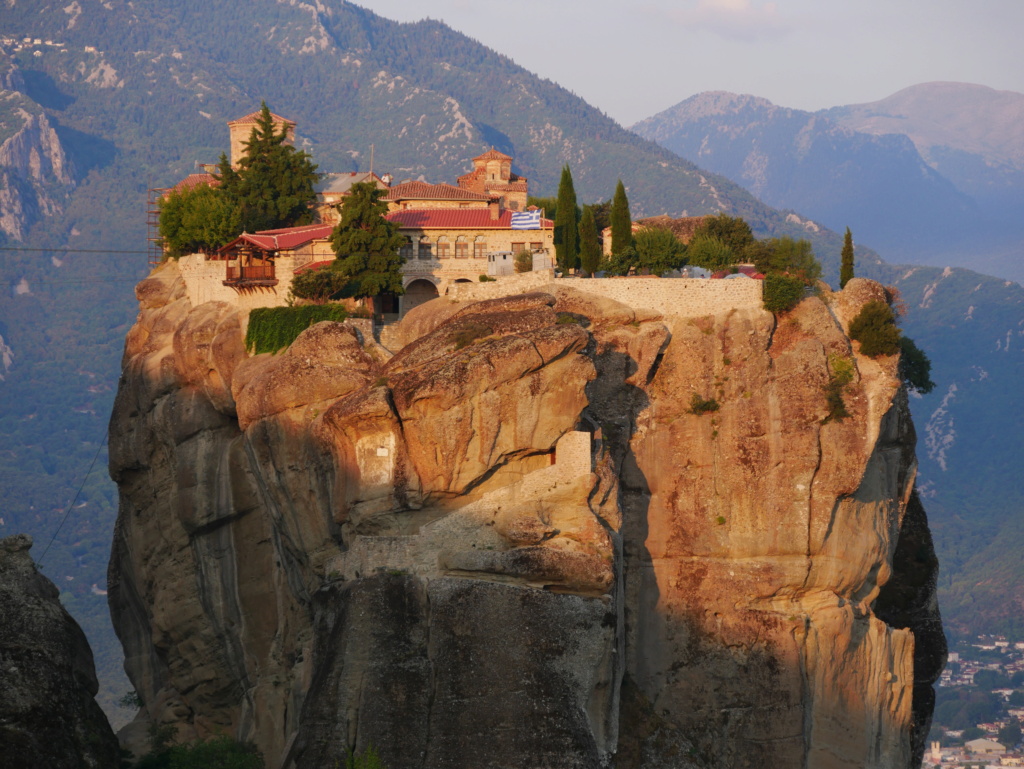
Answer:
245, 306, 349, 355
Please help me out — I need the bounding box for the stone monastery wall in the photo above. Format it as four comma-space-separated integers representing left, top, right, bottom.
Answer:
447, 270, 764, 317
177, 253, 300, 311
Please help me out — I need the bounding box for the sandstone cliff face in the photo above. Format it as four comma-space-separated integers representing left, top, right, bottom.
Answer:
0, 534, 121, 769
108, 263, 943, 768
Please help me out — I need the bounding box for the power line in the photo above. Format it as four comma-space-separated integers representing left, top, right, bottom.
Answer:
37, 428, 109, 569
0, 246, 151, 255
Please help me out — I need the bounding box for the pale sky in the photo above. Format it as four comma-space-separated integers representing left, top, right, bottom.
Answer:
367, 0, 1024, 126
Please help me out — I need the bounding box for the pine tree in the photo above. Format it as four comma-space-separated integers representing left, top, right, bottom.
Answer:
610, 179, 632, 255
217, 102, 319, 233
840, 227, 855, 288
578, 207, 601, 276
554, 165, 579, 272
330, 181, 407, 299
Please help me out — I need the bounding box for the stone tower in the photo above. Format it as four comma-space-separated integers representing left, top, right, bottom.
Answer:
457, 148, 529, 211
226, 109, 296, 168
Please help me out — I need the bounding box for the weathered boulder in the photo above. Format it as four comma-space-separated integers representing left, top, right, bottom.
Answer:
0, 534, 121, 769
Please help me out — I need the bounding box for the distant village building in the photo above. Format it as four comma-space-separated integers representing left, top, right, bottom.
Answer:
966, 737, 1006, 755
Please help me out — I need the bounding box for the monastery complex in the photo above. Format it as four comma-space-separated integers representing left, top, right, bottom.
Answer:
167, 109, 763, 326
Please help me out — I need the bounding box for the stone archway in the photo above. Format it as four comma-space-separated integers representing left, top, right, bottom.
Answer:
403, 278, 440, 315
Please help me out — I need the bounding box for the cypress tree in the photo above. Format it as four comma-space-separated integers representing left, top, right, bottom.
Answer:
840, 227, 855, 288
610, 179, 632, 255
330, 181, 407, 299
578, 207, 601, 276
554, 165, 579, 272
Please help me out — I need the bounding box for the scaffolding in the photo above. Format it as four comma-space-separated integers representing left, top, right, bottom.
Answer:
146, 187, 166, 266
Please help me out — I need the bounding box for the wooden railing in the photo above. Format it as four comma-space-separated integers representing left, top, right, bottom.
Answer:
225, 263, 276, 282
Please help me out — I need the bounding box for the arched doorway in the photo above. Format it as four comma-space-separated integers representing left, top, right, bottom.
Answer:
403, 278, 439, 315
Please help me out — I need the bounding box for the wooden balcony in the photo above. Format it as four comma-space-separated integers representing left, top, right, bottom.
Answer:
224, 263, 278, 287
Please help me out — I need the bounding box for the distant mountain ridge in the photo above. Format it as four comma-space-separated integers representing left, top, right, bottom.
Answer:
632, 84, 1024, 284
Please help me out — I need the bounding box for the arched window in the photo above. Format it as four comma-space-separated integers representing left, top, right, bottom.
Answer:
436, 237, 450, 258
455, 236, 468, 258
400, 237, 413, 259
418, 236, 432, 259
473, 236, 486, 259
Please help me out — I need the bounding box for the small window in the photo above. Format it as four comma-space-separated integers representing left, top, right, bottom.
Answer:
473, 239, 486, 259
530, 242, 542, 252
436, 239, 450, 258
511, 242, 525, 253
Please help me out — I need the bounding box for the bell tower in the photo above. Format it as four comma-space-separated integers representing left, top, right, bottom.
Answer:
226, 109, 296, 167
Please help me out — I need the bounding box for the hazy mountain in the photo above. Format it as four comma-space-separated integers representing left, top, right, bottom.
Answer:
634, 85, 1024, 284
0, 0, 1022, 718
826, 82, 1024, 212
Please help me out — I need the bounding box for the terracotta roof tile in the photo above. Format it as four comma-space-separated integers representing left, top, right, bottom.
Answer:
227, 110, 295, 127
218, 224, 334, 254
166, 173, 218, 195
384, 181, 491, 202
386, 210, 552, 229
473, 148, 513, 162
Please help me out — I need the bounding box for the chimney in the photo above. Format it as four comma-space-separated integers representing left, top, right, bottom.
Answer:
489, 198, 501, 221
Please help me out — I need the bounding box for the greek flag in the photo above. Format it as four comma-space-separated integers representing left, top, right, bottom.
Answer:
510, 210, 542, 229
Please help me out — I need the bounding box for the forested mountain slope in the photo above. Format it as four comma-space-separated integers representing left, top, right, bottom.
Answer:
0, 0, 1021, 720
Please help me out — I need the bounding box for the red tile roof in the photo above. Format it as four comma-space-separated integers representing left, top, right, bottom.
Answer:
166, 173, 218, 196
218, 224, 334, 254
227, 110, 295, 127
386, 209, 552, 229
473, 148, 513, 162
384, 181, 491, 202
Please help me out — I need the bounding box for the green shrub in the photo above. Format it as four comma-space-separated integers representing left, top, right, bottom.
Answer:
687, 393, 720, 415
290, 265, 350, 303
848, 300, 900, 357
514, 249, 533, 273
823, 355, 855, 423
245, 305, 349, 354
685, 234, 734, 271
601, 245, 638, 276
345, 746, 387, 769
634, 226, 685, 276
136, 735, 264, 769
478, 274, 495, 282
762, 273, 805, 313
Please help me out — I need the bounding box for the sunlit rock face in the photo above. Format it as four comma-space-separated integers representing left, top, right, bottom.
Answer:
108, 262, 942, 769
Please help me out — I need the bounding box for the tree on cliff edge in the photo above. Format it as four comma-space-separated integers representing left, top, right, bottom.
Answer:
554, 165, 579, 272
216, 101, 319, 233
330, 181, 406, 299
840, 227, 855, 288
